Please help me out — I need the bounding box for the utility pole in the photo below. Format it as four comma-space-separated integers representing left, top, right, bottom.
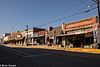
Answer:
96, 0, 100, 48
26, 25, 28, 46
93, 0, 100, 48
95, 0, 100, 23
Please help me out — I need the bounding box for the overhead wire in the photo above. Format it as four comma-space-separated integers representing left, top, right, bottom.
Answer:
77, 0, 97, 9
77, 0, 90, 6
37, 6, 96, 27
31, 0, 96, 28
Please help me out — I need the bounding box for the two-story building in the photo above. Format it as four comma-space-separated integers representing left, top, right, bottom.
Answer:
20, 27, 46, 46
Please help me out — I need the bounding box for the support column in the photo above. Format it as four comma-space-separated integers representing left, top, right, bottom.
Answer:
62, 37, 66, 47
31, 38, 33, 45
53, 36, 56, 45
45, 34, 47, 44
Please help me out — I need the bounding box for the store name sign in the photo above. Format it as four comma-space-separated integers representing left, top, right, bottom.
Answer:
67, 28, 92, 35
64, 17, 96, 30
67, 29, 84, 35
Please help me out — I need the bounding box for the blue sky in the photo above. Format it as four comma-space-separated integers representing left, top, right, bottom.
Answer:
0, 0, 97, 36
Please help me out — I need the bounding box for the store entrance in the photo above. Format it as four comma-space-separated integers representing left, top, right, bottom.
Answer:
72, 36, 84, 47
75, 37, 84, 47
68, 34, 94, 47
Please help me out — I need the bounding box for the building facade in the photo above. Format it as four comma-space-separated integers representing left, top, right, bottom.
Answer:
46, 26, 63, 46
59, 16, 98, 48
32, 30, 46, 45
20, 27, 46, 46
2, 16, 100, 48
3, 31, 23, 45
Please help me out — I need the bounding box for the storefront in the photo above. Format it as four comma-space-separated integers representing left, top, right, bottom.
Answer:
61, 16, 97, 48
47, 26, 62, 46
32, 31, 46, 45
21, 27, 46, 46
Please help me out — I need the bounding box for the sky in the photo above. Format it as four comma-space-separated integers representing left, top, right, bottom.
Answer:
0, 0, 97, 37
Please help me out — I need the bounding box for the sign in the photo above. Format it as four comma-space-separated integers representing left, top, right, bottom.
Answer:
67, 29, 85, 35
31, 33, 39, 37
25, 32, 33, 36
74, 29, 84, 34
93, 23, 99, 30
17, 35, 21, 38
92, 23, 100, 44
93, 30, 97, 39
64, 17, 96, 30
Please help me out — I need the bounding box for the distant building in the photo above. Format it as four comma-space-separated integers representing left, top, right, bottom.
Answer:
2, 16, 100, 48
3, 33, 10, 37
3, 31, 23, 45
3, 33, 11, 43
20, 27, 46, 46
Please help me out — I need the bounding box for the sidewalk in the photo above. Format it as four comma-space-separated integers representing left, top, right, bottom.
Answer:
5, 44, 100, 54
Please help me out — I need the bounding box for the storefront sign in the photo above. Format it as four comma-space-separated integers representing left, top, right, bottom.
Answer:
31, 33, 44, 38
67, 29, 85, 35
74, 29, 84, 34
17, 35, 21, 38
66, 28, 93, 35
25, 32, 33, 36
93, 23, 100, 30
93, 30, 97, 39
64, 17, 96, 30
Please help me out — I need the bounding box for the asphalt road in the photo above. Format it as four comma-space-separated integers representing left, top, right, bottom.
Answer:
0, 45, 100, 67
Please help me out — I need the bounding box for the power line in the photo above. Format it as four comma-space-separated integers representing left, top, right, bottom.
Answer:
77, 0, 96, 7
37, 7, 96, 27
77, 0, 96, 9
77, 0, 90, 6
37, 2, 96, 27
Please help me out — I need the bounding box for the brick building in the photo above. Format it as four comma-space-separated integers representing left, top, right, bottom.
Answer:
58, 16, 98, 48
20, 27, 46, 46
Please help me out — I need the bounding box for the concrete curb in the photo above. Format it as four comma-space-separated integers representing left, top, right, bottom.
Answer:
5, 45, 100, 54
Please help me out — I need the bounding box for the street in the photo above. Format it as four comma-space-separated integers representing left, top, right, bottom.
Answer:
0, 45, 100, 67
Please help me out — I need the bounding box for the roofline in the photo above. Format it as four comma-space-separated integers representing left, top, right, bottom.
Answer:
20, 27, 46, 32
64, 16, 97, 25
